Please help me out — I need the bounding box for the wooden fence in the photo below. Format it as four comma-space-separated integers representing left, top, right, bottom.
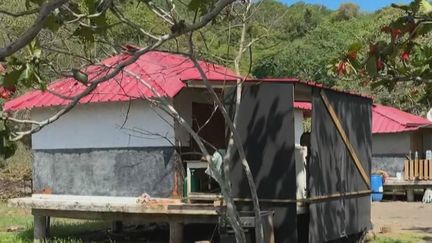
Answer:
404, 160, 432, 181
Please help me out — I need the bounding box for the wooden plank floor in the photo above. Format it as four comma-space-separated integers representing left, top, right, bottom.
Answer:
9, 194, 220, 215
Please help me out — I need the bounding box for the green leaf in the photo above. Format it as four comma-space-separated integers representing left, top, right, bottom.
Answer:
84, 0, 97, 13
73, 25, 96, 43
19, 64, 35, 85
349, 42, 362, 52
25, 0, 46, 7
188, 0, 215, 14
71, 69, 88, 84
44, 14, 62, 32
3, 68, 23, 88
365, 56, 378, 77
417, 0, 432, 15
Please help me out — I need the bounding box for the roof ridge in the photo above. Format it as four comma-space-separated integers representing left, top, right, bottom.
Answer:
373, 104, 431, 127
373, 104, 407, 126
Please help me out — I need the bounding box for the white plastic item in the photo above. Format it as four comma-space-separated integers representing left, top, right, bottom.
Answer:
396, 172, 402, 181
426, 150, 432, 160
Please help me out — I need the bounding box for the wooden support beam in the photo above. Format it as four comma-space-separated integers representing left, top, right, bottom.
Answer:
33, 215, 49, 242
419, 160, 424, 180
112, 221, 123, 233
407, 189, 415, 202
404, 160, 409, 180
320, 90, 370, 189
410, 160, 414, 180
429, 160, 432, 179
169, 222, 184, 243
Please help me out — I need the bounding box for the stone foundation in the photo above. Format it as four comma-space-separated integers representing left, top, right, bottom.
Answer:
33, 147, 178, 197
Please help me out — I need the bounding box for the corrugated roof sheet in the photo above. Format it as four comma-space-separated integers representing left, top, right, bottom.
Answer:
372, 104, 432, 133
4, 50, 238, 111
3, 49, 372, 112
292, 102, 432, 134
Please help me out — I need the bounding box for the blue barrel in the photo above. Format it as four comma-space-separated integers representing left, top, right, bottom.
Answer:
371, 174, 383, 201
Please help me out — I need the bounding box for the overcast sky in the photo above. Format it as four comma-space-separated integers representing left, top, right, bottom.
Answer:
279, 0, 412, 12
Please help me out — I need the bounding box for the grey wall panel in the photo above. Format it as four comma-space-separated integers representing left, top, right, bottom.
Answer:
33, 147, 177, 197
229, 83, 297, 243
309, 89, 372, 242
372, 155, 405, 176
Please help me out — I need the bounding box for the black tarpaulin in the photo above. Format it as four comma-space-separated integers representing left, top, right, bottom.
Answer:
309, 88, 372, 242
229, 83, 297, 243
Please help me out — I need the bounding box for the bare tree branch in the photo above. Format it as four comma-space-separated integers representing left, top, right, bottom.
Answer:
187, 31, 264, 242
0, 0, 70, 60
0, 8, 39, 17
5, 0, 236, 138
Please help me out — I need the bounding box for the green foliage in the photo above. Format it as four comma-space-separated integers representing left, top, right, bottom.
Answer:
329, 0, 432, 113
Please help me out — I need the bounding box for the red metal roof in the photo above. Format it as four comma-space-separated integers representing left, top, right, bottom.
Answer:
292, 102, 432, 134
3, 48, 371, 112
294, 101, 312, 111
372, 104, 432, 133
4, 51, 238, 111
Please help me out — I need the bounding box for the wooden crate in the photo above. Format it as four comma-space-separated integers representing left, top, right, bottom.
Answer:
404, 159, 432, 180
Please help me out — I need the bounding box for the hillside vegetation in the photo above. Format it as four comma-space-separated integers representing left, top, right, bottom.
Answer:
0, 0, 429, 114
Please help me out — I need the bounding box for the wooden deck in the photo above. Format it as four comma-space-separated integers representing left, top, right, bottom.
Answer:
9, 194, 222, 242
384, 178, 432, 201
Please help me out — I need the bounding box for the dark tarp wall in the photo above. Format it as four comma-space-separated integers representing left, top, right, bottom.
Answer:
309, 88, 372, 242
229, 83, 297, 243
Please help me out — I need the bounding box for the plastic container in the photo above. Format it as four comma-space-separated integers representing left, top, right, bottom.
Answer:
371, 174, 383, 201
183, 169, 201, 197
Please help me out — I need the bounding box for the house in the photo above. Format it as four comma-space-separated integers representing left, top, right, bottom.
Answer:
371, 104, 432, 176
293, 102, 432, 176
5, 49, 373, 243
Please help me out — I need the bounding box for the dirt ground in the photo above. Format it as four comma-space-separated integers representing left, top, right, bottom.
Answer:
372, 201, 432, 241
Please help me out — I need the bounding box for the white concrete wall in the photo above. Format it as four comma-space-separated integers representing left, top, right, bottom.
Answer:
372, 133, 411, 155
31, 100, 175, 150
294, 110, 304, 145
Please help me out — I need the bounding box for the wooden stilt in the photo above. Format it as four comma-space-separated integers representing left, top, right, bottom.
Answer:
34, 215, 49, 242
420, 160, 424, 180
407, 189, 415, 202
112, 221, 123, 233
404, 160, 409, 180
169, 222, 184, 243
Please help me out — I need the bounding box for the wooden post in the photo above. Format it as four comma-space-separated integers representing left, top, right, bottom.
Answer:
429, 160, 432, 179
112, 221, 123, 233
404, 160, 409, 180
407, 189, 415, 202
409, 160, 414, 180
414, 159, 419, 179
419, 160, 424, 180
169, 222, 184, 243
425, 160, 429, 180
34, 215, 49, 242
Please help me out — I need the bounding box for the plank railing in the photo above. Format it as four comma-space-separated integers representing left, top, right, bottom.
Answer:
404, 159, 432, 181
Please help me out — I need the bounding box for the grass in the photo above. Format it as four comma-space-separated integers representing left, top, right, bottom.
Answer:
369, 232, 432, 243
1, 201, 430, 243
0, 202, 109, 243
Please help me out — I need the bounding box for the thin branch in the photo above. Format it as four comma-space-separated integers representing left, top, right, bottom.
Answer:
0, 8, 39, 17
0, 0, 70, 60
7, 0, 236, 140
